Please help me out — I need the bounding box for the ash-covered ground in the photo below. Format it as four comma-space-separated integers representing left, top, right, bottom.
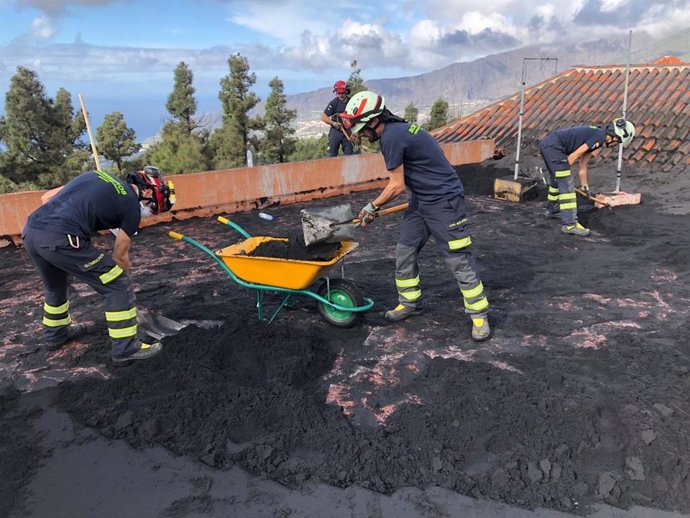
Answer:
1, 159, 690, 518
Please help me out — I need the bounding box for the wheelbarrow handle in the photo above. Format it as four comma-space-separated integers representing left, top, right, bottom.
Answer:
217, 216, 252, 238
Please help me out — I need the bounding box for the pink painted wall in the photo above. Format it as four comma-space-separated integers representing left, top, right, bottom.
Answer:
0, 140, 494, 239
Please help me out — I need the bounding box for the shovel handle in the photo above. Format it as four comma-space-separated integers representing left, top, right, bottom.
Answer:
349, 203, 409, 225
377, 202, 409, 216
575, 188, 612, 209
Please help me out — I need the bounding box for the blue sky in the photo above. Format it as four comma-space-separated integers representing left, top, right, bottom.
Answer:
1, 0, 689, 140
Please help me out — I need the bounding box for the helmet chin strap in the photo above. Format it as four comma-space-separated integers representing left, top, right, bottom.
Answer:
363, 118, 381, 142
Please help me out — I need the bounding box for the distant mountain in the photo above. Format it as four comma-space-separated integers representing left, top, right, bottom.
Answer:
286, 32, 667, 136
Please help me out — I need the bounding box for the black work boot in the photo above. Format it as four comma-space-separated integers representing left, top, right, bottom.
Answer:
112, 342, 163, 366
45, 323, 89, 351
384, 304, 422, 323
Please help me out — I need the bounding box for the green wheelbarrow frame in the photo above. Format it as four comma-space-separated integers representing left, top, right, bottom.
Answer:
168, 217, 374, 327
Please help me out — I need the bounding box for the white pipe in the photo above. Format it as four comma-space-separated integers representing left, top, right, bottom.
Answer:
514, 58, 557, 180
615, 30, 632, 192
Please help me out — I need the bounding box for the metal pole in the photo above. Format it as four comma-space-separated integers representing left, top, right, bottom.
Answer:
514, 57, 558, 180
615, 30, 632, 192
514, 63, 527, 180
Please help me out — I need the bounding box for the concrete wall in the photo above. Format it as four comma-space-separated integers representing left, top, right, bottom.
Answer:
0, 140, 494, 240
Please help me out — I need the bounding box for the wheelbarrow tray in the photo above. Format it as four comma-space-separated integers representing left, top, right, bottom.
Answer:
216, 237, 358, 290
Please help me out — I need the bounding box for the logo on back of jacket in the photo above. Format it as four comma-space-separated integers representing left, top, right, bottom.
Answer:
96, 171, 127, 195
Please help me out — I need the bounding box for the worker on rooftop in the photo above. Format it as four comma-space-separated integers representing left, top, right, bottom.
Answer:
541, 118, 635, 236
320, 80, 354, 157
22, 167, 174, 365
339, 91, 491, 342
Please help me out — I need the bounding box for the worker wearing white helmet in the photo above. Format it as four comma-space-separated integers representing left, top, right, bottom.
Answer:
339, 91, 491, 342
541, 118, 636, 237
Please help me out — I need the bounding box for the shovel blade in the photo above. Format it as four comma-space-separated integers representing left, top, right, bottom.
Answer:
137, 309, 224, 340
301, 203, 357, 246
137, 309, 187, 340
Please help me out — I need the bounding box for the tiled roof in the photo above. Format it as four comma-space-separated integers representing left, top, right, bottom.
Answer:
433, 64, 690, 172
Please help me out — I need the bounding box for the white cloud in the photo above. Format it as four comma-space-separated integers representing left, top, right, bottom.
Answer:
227, 0, 343, 43
17, 0, 116, 16
29, 15, 57, 39
1, 0, 689, 96
600, 0, 627, 11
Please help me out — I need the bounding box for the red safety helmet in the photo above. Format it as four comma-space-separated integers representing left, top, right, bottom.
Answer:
333, 80, 349, 95
126, 166, 175, 215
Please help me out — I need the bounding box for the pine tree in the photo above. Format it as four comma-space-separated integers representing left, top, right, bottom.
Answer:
288, 134, 330, 162
145, 122, 210, 174
166, 62, 198, 134
258, 77, 297, 164
96, 112, 140, 173
404, 102, 419, 124
148, 62, 210, 173
210, 53, 261, 168
425, 98, 449, 131
0, 67, 85, 188
347, 60, 367, 95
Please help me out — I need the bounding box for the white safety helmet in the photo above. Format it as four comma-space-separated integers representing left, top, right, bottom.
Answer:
606, 118, 635, 147
340, 91, 385, 135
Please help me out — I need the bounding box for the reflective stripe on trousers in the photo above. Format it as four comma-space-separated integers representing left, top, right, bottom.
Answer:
540, 143, 578, 225
21, 226, 141, 357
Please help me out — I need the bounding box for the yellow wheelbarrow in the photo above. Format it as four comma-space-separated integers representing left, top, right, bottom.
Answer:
168, 217, 373, 327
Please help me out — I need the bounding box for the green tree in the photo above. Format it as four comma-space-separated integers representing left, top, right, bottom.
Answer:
257, 77, 297, 164
288, 134, 330, 162
96, 112, 139, 173
425, 97, 449, 131
148, 62, 210, 173
0, 67, 85, 188
145, 123, 211, 174
210, 53, 261, 168
404, 102, 419, 124
166, 62, 198, 134
347, 60, 367, 95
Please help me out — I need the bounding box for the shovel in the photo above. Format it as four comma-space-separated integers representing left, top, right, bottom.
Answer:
575, 188, 612, 209
301, 202, 409, 246
137, 309, 223, 340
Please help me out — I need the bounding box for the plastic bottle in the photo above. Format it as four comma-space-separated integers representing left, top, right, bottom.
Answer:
258, 212, 274, 221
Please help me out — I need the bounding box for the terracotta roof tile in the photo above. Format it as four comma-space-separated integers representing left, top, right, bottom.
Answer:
433, 63, 690, 173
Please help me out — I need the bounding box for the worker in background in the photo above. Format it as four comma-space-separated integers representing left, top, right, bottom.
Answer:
320, 80, 354, 157
339, 91, 491, 342
541, 118, 635, 236
22, 167, 174, 365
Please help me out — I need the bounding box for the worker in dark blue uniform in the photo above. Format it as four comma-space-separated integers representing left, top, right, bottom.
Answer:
339, 91, 491, 342
540, 118, 635, 236
320, 80, 354, 157
22, 167, 174, 364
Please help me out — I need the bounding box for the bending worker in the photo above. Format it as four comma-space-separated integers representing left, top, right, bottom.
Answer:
22, 167, 174, 365
541, 118, 635, 236
320, 80, 354, 157
339, 91, 491, 342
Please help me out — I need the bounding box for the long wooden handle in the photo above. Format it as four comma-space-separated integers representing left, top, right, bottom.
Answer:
575, 188, 611, 208
337, 125, 370, 151
376, 203, 409, 216
78, 94, 101, 171
349, 203, 409, 225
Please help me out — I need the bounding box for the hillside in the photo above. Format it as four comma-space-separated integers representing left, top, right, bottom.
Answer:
289, 31, 666, 136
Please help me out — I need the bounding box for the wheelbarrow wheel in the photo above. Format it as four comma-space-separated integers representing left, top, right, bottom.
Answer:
317, 278, 364, 328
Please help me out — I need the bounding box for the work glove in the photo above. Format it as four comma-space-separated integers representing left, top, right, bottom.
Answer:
357, 202, 378, 227
332, 121, 343, 131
